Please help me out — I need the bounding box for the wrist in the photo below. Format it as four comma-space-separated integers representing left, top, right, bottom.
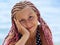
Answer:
23, 33, 30, 38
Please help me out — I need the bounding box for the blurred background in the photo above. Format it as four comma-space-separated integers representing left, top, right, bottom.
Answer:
0, 0, 60, 45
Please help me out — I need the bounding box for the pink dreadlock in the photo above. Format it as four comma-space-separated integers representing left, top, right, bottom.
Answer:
3, 1, 53, 45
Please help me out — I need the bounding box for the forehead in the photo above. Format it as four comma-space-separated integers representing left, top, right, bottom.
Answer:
15, 6, 36, 20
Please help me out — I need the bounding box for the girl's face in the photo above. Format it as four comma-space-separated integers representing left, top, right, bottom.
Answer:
15, 6, 38, 34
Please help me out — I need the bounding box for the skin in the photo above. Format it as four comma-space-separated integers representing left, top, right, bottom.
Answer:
14, 6, 38, 38
4, 5, 53, 45
4, 6, 39, 45
14, 6, 39, 45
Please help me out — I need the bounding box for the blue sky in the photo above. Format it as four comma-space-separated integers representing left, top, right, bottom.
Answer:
0, 0, 60, 45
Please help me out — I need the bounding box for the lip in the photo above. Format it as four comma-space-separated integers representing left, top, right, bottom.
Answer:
28, 26, 33, 29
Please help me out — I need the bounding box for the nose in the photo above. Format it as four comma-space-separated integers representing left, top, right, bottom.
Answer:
26, 21, 32, 28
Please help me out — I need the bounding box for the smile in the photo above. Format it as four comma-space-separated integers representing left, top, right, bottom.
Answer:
28, 26, 33, 30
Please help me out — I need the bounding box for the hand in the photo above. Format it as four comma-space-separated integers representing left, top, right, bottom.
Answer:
14, 18, 30, 36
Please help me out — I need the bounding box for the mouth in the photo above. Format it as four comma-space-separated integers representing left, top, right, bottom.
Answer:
27, 26, 33, 30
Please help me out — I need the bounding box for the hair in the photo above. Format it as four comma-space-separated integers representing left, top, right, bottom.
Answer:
3, 1, 53, 45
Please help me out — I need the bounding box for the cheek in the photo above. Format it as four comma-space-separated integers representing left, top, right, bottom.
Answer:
20, 23, 27, 29
30, 20, 38, 33
32, 19, 38, 26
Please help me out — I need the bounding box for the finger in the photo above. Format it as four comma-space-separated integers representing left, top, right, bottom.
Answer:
17, 20, 20, 25
14, 18, 27, 31
14, 18, 19, 28
14, 18, 19, 26
17, 20, 21, 25
17, 20, 25, 29
14, 18, 22, 30
14, 18, 17, 24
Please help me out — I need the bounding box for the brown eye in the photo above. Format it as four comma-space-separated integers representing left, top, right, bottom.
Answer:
29, 16, 33, 19
29, 16, 34, 20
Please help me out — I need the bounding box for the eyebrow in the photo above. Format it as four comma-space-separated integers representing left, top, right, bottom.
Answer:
19, 11, 33, 20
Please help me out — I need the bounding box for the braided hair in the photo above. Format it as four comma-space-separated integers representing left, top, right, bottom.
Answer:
3, 1, 53, 45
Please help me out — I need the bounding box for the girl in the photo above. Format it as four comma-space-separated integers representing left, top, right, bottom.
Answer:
3, 1, 53, 45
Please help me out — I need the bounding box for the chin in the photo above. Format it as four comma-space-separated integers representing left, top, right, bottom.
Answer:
30, 26, 37, 33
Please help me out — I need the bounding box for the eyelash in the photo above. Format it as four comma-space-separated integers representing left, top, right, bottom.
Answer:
19, 16, 34, 23
29, 16, 33, 19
